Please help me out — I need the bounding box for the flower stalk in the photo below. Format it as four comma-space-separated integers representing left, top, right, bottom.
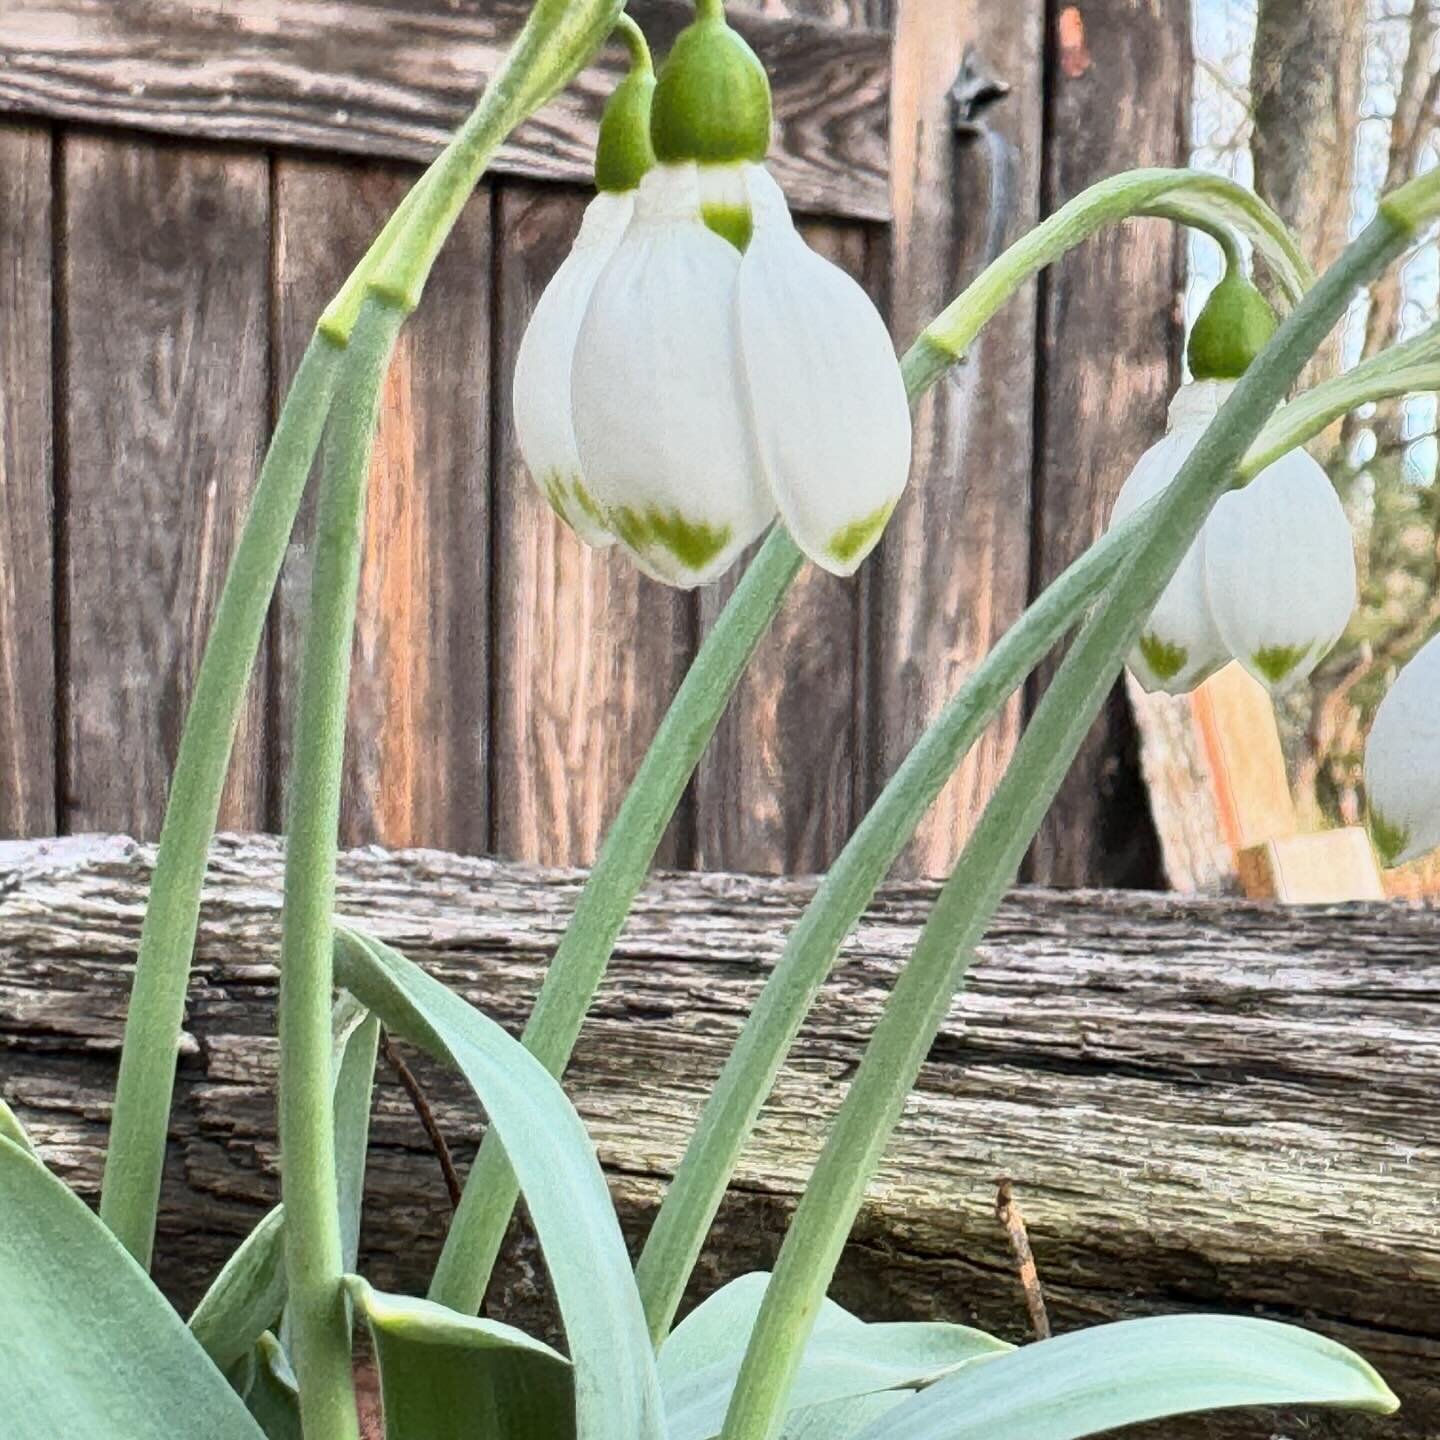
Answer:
716, 209, 1414, 1440
429, 165, 1310, 1316
98, 334, 343, 1267
277, 299, 405, 1440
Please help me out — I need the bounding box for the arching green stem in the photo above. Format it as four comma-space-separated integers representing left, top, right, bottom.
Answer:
98, 334, 342, 1267
716, 210, 1413, 1440
427, 164, 1311, 1319
278, 300, 405, 1440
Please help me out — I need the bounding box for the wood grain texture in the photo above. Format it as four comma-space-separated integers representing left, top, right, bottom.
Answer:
272, 158, 491, 855
61, 134, 269, 836
0, 1, 891, 222
693, 221, 877, 876
490, 184, 693, 868
1025, 0, 1188, 888
868, 0, 1044, 878
0, 125, 54, 838
1, 833, 1437, 1438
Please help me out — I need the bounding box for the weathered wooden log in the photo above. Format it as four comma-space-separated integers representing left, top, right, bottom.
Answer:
2, 834, 1437, 1438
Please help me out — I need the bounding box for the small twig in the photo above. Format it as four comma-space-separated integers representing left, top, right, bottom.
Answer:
381, 1029, 463, 1210
995, 1176, 1051, 1340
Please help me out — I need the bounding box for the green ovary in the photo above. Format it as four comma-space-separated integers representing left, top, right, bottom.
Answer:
1137, 632, 1188, 683
1251, 642, 1310, 687
1368, 808, 1412, 868
827, 500, 897, 567
612, 504, 732, 573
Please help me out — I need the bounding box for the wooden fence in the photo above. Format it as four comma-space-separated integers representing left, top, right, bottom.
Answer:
0, 0, 1189, 885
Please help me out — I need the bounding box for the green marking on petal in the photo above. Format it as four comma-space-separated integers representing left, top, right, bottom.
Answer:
612, 504, 732, 573
572, 480, 608, 531
540, 470, 571, 522
826, 500, 897, 567
1252, 643, 1310, 687
1368, 807, 1412, 869
702, 200, 753, 252
1137, 631, 1188, 683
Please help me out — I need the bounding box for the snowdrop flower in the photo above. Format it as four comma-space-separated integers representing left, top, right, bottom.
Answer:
1110, 264, 1357, 695
571, 163, 775, 585
1364, 634, 1440, 866
734, 166, 912, 574
566, 4, 911, 585
1111, 382, 1233, 694
1203, 445, 1356, 689
513, 189, 634, 546
511, 20, 655, 547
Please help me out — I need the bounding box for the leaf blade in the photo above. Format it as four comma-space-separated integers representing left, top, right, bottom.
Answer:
852, 1315, 1399, 1440
0, 1135, 266, 1440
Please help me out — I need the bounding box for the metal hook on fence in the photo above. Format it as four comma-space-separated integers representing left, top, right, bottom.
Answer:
950, 45, 1018, 269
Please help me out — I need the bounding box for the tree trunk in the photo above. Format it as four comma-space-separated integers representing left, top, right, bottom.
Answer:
2, 834, 1437, 1437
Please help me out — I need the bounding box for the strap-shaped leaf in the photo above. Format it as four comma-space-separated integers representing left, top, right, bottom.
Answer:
0, 1135, 265, 1440
348, 1276, 574, 1440
661, 1273, 1009, 1440
334, 925, 666, 1440
851, 1314, 1399, 1440
783, 1393, 908, 1440
231, 1332, 302, 1440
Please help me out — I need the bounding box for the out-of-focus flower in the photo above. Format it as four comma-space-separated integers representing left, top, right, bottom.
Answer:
1364, 633, 1440, 867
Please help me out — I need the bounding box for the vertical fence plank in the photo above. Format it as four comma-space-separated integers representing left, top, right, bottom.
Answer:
490, 184, 693, 868
1026, 0, 1188, 888
272, 158, 491, 854
61, 135, 269, 836
0, 125, 54, 839
869, 0, 1045, 877
693, 221, 877, 876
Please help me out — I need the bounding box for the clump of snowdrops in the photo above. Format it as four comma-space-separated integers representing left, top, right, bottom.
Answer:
4, 3, 1439, 1438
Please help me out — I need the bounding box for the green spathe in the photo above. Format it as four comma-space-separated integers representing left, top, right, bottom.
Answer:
1188, 267, 1278, 380
596, 67, 657, 192
651, 15, 772, 167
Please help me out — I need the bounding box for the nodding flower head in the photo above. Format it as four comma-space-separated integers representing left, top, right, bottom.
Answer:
1365, 633, 1440, 867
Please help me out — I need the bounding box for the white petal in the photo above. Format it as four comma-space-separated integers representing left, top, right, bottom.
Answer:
1107, 384, 1233, 694
511, 189, 632, 547
1203, 446, 1356, 692
570, 164, 774, 588
734, 166, 911, 575
1364, 634, 1440, 866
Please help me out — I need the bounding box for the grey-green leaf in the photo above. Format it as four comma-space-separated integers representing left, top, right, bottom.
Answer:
334, 925, 666, 1440
783, 1392, 910, 1440
661, 1273, 1009, 1440
232, 1332, 303, 1440
853, 1314, 1399, 1440
348, 1275, 574, 1440
0, 1135, 266, 1440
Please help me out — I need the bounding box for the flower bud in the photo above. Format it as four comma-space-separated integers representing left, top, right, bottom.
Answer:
571, 163, 774, 586
1202, 446, 1356, 691
1364, 633, 1440, 866
1109, 382, 1232, 694
735, 167, 910, 574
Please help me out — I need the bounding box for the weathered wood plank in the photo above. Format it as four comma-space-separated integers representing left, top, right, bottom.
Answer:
868, 0, 1044, 877
693, 221, 877, 876
1026, 0, 1188, 887
1, 833, 1436, 1438
61, 135, 270, 835
272, 158, 491, 854
0, 1, 891, 221
490, 184, 692, 868
0, 125, 54, 838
